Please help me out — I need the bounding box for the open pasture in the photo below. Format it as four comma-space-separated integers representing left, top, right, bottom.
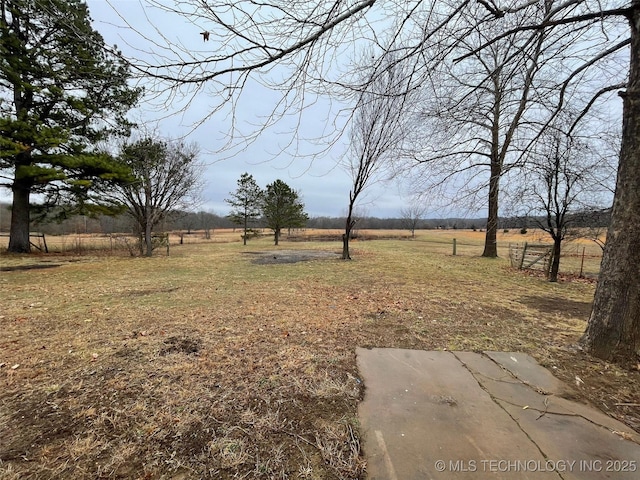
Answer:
0, 228, 604, 278
1, 232, 634, 479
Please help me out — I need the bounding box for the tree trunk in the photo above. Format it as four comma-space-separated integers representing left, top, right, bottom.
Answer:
145, 221, 153, 257
549, 237, 562, 283
342, 233, 351, 260
274, 228, 280, 246
482, 167, 500, 258
580, 3, 640, 362
342, 205, 355, 260
243, 213, 248, 245
8, 177, 31, 253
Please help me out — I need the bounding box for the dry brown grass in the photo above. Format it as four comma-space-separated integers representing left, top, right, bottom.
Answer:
1, 231, 636, 479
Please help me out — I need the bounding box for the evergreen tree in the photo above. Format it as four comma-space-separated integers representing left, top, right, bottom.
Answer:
262, 179, 308, 245
0, 0, 141, 252
225, 172, 263, 245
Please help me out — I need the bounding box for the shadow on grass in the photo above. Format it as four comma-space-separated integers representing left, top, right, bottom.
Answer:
520, 295, 592, 317
0, 264, 61, 272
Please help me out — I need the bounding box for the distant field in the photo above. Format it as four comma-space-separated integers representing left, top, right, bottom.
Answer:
0, 227, 604, 277
1, 232, 634, 480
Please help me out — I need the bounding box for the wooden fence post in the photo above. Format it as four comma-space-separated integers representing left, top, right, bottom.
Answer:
519, 242, 528, 269
453, 238, 457, 256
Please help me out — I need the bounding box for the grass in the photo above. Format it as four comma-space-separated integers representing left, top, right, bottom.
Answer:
0, 230, 636, 479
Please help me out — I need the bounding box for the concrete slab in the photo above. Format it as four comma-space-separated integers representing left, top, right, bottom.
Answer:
356, 348, 640, 480
483, 352, 570, 395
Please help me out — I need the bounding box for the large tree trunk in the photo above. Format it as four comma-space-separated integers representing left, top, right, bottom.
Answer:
482, 167, 500, 258
8, 177, 31, 253
549, 236, 562, 283
580, 4, 640, 362
274, 228, 280, 246
145, 221, 153, 257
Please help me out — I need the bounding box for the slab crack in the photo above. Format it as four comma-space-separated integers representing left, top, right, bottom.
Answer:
463, 352, 639, 446
451, 351, 566, 480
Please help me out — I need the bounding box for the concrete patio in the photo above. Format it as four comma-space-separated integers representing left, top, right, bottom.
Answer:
357, 349, 640, 479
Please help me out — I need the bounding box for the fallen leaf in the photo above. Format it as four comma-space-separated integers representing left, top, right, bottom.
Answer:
11, 364, 19, 370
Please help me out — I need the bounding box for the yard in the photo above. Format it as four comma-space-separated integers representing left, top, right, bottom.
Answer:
1, 230, 637, 479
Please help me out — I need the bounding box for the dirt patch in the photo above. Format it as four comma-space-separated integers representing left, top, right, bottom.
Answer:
159, 336, 201, 355
245, 249, 340, 264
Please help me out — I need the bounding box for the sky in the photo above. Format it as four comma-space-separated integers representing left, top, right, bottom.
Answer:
78, 0, 417, 219
0, 1, 625, 223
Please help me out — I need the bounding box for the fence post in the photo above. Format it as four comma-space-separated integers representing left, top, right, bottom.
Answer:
579, 246, 586, 278
519, 242, 528, 269
453, 238, 457, 256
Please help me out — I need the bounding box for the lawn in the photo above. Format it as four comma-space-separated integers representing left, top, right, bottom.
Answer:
0, 231, 637, 479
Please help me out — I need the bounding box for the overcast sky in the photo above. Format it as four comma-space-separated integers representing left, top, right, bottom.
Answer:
77, 0, 421, 219
0, 1, 622, 222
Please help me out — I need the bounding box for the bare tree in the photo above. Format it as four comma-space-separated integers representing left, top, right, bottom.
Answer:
466, 1, 636, 361
342, 55, 412, 259
581, 0, 640, 361
408, 1, 608, 258
516, 118, 616, 281
109, 137, 203, 256
110, 1, 638, 359
400, 197, 429, 238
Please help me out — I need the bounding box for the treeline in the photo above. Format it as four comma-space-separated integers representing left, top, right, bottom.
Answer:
0, 206, 235, 236
0, 203, 611, 236
308, 216, 487, 230
500, 209, 611, 231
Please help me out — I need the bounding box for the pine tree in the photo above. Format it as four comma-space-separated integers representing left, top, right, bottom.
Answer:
0, 0, 141, 252
225, 173, 263, 245
262, 179, 308, 245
